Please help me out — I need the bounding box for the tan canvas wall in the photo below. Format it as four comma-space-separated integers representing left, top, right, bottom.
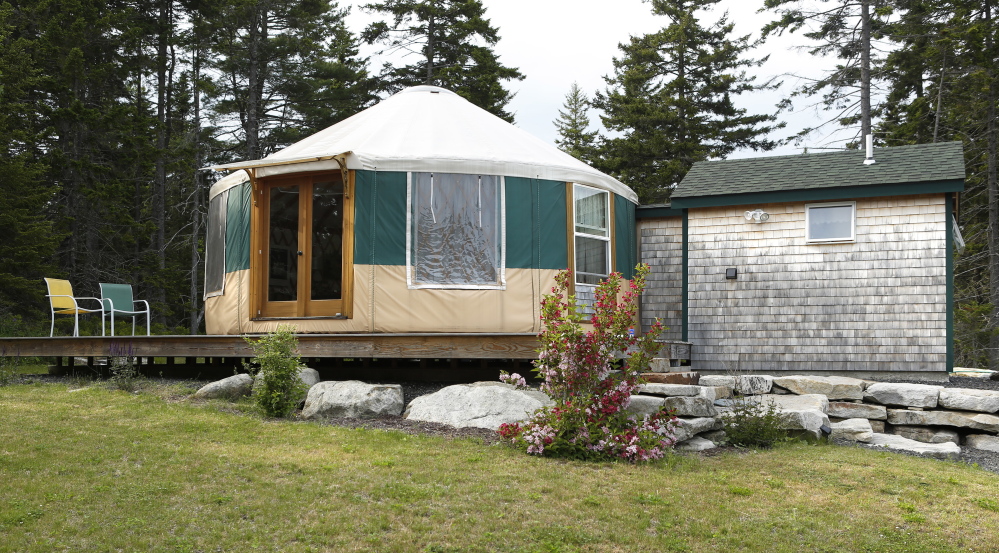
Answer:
205, 266, 558, 335
686, 194, 948, 373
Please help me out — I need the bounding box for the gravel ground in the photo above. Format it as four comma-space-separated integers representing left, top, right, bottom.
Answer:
9, 373, 999, 473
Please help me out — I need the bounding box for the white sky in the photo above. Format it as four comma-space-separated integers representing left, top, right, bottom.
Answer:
345, 0, 852, 159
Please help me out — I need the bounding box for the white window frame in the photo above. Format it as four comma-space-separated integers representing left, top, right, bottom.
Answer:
805, 201, 856, 244
405, 172, 507, 290
572, 183, 611, 285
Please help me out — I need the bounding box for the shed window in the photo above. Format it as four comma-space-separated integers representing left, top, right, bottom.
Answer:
573, 184, 610, 285
806, 202, 855, 243
408, 173, 505, 289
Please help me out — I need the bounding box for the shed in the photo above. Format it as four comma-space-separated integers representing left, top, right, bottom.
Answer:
638, 142, 966, 378
203, 86, 638, 335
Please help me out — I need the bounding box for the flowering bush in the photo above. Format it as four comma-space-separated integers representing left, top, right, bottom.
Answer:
499, 370, 528, 389
498, 265, 677, 462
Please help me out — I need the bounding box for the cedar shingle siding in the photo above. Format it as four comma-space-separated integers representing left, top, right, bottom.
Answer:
686, 195, 947, 373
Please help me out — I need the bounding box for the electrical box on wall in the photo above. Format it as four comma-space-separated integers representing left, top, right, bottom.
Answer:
725, 268, 738, 280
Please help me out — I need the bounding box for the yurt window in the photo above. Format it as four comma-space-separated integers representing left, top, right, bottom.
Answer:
408, 173, 505, 289
204, 190, 228, 298
573, 184, 611, 286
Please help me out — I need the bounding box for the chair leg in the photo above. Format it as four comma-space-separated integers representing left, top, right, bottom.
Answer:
102, 311, 106, 337
73, 311, 79, 337
50, 312, 55, 337
146, 312, 150, 336
110, 314, 115, 337
132, 315, 136, 336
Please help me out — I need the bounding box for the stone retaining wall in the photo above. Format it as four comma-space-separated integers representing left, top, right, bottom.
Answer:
629, 375, 999, 458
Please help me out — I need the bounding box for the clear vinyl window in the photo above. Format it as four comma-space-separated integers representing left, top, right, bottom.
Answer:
204, 190, 228, 299
408, 172, 505, 289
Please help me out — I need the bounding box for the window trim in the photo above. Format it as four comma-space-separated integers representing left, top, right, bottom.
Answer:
572, 183, 612, 285
805, 201, 856, 244
405, 172, 507, 290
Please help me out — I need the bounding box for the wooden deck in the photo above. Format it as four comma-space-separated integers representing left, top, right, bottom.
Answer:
0, 333, 541, 360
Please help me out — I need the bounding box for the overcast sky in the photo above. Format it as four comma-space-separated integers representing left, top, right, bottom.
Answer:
345, 0, 851, 159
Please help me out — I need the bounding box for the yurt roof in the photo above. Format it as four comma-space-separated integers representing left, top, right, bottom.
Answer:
208, 86, 637, 203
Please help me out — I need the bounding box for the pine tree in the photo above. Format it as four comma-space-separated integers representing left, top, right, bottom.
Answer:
554, 82, 598, 164
206, 0, 376, 161
593, 0, 781, 204
362, 0, 524, 122
0, 3, 61, 320
761, 0, 891, 144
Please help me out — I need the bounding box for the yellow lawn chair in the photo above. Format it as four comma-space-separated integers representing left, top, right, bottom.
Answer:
44, 278, 104, 337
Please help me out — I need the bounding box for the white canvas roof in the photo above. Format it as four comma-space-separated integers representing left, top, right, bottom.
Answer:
208, 86, 637, 203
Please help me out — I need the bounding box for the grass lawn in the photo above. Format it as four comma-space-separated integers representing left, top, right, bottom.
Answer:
1, 381, 998, 552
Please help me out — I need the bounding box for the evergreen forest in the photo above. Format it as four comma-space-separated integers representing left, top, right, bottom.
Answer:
0, 0, 996, 369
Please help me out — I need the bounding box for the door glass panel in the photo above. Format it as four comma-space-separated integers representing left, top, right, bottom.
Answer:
268, 186, 299, 301
311, 181, 343, 300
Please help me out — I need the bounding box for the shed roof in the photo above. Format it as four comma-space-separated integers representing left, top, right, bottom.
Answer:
671, 141, 965, 208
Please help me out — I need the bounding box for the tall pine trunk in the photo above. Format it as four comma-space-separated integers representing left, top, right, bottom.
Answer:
987, 1, 999, 371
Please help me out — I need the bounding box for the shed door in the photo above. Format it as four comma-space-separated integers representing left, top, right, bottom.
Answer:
258, 172, 353, 318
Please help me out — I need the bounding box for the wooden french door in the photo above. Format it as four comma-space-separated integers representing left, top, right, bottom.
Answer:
256, 172, 353, 318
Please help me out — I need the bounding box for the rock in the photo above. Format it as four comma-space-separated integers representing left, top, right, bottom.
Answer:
755, 394, 830, 439
890, 425, 960, 445
673, 417, 722, 443
965, 434, 999, 453
868, 433, 961, 460
830, 418, 874, 444
714, 398, 736, 408
735, 375, 773, 395
252, 367, 321, 403
870, 420, 885, 433
626, 395, 666, 417
302, 380, 404, 420
887, 409, 999, 433
701, 430, 727, 442
403, 382, 552, 430
676, 437, 716, 452
298, 367, 321, 387
865, 383, 942, 408
938, 388, 999, 414
772, 376, 865, 400
698, 375, 735, 388
638, 383, 700, 397
641, 372, 700, 385
827, 401, 888, 421
663, 396, 718, 417
758, 393, 829, 413
193, 374, 253, 400
697, 386, 731, 401
991, 372, 999, 382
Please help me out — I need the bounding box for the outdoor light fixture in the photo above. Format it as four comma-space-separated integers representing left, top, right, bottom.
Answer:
744, 209, 770, 223
725, 268, 738, 280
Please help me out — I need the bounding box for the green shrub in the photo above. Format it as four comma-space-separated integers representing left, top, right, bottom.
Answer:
244, 325, 308, 418
721, 396, 789, 448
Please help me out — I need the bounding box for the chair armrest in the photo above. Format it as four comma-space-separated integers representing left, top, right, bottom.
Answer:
134, 300, 150, 311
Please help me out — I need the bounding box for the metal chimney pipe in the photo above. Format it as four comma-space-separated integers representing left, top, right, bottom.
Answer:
863, 134, 876, 165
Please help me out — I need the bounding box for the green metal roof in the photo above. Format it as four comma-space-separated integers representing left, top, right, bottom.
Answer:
672, 142, 966, 206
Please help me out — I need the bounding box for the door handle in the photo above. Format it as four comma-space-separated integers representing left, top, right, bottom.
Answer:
297, 251, 303, 256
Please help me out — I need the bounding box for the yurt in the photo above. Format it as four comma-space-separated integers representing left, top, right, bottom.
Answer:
203, 86, 638, 335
